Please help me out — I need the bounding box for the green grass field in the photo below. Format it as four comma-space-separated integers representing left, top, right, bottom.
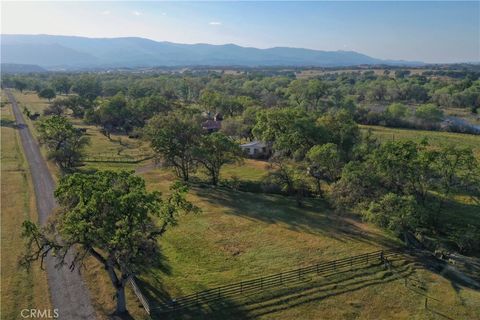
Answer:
6, 91, 480, 319
134, 167, 479, 319
12, 91, 151, 163
0, 94, 52, 319
362, 125, 480, 158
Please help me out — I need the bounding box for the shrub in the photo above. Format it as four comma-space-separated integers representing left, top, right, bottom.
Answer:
363, 193, 421, 236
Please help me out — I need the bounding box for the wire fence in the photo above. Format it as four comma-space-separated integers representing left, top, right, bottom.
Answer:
151, 248, 401, 314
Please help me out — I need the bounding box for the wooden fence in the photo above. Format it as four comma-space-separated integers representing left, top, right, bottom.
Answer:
150, 248, 400, 313
128, 276, 151, 315
83, 154, 154, 164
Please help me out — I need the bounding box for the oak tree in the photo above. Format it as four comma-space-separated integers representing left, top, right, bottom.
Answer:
21, 171, 199, 314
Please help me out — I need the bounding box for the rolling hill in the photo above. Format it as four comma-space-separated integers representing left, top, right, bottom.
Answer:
1, 34, 422, 70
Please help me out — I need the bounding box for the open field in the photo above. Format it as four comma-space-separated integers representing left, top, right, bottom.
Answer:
12, 91, 152, 162
131, 167, 479, 319
6, 90, 480, 319
362, 125, 480, 158
77, 147, 480, 319
11, 90, 50, 115
72, 122, 151, 160
0, 94, 52, 319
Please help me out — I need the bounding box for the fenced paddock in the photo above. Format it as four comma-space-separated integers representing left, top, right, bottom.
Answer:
145, 249, 401, 315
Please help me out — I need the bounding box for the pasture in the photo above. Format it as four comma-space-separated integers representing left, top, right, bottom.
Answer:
362, 125, 480, 158
8, 90, 480, 319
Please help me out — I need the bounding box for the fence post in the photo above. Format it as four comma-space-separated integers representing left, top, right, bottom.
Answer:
424, 297, 428, 310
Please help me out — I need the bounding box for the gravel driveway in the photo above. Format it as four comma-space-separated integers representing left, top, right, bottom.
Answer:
7, 90, 96, 320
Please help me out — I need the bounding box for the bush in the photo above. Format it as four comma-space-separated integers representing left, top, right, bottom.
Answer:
415, 104, 444, 122
363, 193, 421, 236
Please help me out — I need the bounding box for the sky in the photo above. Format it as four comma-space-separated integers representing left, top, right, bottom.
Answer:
1, 1, 479, 63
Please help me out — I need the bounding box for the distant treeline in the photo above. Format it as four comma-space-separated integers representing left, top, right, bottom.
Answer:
3, 67, 479, 136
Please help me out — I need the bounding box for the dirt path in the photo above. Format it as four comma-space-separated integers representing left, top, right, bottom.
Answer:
7, 90, 96, 320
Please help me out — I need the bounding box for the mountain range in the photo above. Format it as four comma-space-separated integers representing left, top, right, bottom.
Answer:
1, 34, 423, 70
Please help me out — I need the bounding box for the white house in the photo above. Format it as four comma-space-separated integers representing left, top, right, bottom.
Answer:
240, 141, 270, 158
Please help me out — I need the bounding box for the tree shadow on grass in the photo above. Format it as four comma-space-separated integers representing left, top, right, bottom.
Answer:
192, 185, 400, 250
154, 261, 415, 320
403, 250, 480, 292
0, 118, 24, 129
242, 262, 414, 319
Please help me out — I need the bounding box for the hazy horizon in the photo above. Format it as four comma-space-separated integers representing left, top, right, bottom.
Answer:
2, 1, 479, 64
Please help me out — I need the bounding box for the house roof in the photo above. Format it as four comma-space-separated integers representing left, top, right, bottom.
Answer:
240, 141, 266, 148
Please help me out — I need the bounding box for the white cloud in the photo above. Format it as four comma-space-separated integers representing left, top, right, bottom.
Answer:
209, 21, 222, 26
161, 12, 167, 16
101, 10, 110, 15
132, 11, 142, 16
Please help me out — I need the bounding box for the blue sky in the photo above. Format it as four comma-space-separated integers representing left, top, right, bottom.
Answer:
2, 1, 479, 63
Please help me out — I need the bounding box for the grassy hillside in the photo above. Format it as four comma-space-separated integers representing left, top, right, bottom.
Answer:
0, 92, 52, 319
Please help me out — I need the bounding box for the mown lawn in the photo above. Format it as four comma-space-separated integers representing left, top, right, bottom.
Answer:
0, 95, 52, 319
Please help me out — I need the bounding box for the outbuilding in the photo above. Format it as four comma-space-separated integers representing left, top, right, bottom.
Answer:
240, 141, 270, 158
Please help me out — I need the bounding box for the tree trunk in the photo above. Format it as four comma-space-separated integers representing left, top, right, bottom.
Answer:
116, 285, 127, 314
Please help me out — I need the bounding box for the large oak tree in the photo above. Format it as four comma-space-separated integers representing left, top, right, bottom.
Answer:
21, 170, 199, 314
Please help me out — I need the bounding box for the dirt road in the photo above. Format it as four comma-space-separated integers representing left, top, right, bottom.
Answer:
7, 90, 96, 320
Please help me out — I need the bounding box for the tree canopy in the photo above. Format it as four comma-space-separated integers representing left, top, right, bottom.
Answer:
37, 115, 89, 170
146, 113, 203, 181
21, 170, 199, 314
